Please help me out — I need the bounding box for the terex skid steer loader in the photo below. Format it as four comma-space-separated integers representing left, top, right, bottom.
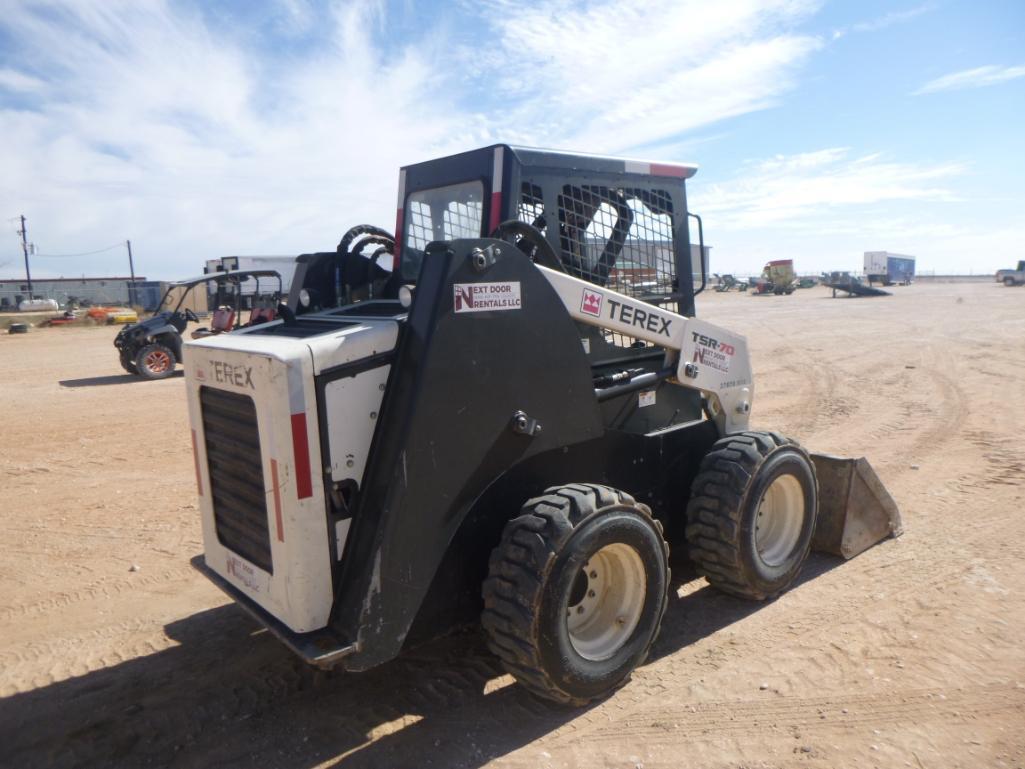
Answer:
185, 145, 902, 705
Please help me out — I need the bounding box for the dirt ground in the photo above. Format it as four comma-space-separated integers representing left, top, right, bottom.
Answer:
1, 281, 1023, 769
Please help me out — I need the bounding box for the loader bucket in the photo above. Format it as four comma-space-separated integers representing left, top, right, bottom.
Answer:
810, 454, 903, 559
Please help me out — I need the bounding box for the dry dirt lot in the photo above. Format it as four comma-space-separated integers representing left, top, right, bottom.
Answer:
1, 281, 1023, 769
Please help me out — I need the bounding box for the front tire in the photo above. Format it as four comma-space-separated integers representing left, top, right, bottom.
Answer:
135, 342, 176, 380
482, 483, 669, 705
119, 349, 138, 374
686, 432, 817, 600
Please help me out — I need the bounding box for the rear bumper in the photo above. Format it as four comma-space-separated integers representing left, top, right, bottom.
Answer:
191, 555, 358, 669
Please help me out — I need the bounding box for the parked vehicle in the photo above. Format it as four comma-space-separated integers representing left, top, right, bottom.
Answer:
183, 145, 902, 705
995, 260, 1025, 286
752, 259, 796, 294
114, 270, 282, 379
864, 252, 915, 286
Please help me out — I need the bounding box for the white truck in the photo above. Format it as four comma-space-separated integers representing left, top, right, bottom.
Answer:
995, 260, 1025, 286
864, 252, 915, 286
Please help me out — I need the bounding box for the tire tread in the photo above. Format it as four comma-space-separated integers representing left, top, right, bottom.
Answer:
481, 483, 665, 705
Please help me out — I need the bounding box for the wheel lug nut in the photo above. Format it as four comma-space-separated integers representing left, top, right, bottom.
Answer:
589, 571, 597, 579
588, 590, 595, 598
576, 606, 584, 614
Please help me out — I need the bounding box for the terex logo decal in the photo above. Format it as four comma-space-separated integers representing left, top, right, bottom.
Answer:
210, 360, 254, 389
606, 299, 672, 337
581, 288, 603, 317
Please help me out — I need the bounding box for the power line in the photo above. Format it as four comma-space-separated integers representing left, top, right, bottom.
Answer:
33, 242, 127, 258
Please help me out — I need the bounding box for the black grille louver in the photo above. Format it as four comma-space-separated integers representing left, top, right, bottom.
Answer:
200, 386, 273, 573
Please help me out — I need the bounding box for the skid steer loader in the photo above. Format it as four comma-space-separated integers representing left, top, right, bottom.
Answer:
184, 145, 902, 705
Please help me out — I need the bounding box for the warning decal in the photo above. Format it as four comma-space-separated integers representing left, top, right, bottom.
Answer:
454, 282, 522, 313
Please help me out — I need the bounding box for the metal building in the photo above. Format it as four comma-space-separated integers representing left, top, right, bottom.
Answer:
0, 276, 146, 311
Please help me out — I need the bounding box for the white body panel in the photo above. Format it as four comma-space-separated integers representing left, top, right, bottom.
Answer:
186, 262, 753, 635
184, 318, 398, 633
537, 266, 753, 433
863, 251, 887, 275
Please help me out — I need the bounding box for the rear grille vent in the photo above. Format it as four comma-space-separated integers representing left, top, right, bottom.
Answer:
200, 386, 273, 573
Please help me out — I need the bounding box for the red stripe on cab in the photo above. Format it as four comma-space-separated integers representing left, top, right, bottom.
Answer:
270, 458, 284, 541
190, 429, 203, 496
488, 192, 502, 235
650, 163, 688, 178
290, 413, 313, 500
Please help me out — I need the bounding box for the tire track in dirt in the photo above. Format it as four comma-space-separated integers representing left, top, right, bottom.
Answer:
552, 684, 1025, 745
0, 566, 196, 624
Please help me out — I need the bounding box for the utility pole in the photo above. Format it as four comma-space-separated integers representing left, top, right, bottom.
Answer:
126, 239, 136, 306
18, 215, 32, 296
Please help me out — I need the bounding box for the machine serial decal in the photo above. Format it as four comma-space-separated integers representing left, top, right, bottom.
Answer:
210, 360, 255, 389
454, 282, 522, 313
606, 299, 672, 337
691, 332, 735, 373
580, 288, 604, 317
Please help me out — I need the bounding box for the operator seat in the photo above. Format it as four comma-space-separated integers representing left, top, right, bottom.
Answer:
190, 306, 236, 339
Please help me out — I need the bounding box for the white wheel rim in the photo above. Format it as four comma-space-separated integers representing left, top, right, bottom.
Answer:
566, 543, 646, 661
755, 474, 805, 566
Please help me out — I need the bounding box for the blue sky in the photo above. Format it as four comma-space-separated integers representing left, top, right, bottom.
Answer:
1, 0, 1022, 281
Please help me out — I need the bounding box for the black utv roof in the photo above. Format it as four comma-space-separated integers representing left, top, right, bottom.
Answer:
170, 269, 282, 288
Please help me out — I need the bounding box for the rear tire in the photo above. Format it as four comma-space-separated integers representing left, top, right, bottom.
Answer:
135, 343, 176, 380
1005, 277, 1016, 287
686, 431, 817, 600
482, 483, 669, 705
119, 350, 138, 374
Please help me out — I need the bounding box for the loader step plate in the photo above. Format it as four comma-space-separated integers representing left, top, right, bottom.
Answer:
191, 555, 357, 668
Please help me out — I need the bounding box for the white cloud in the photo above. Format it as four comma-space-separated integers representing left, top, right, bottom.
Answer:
831, 4, 932, 40
469, 0, 822, 154
0, 68, 46, 93
687, 148, 1025, 275
915, 64, 1025, 95
1, 0, 831, 279
851, 4, 932, 33
695, 147, 964, 230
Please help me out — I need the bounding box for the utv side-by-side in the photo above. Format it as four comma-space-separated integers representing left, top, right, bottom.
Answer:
182, 145, 901, 704
114, 270, 282, 379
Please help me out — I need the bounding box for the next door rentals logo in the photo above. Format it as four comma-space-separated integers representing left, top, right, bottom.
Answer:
454, 282, 522, 313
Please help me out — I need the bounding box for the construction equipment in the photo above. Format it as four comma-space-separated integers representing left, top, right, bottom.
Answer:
114, 270, 282, 380
996, 260, 1025, 286
183, 145, 902, 705
713, 273, 748, 292
752, 259, 796, 295
821, 270, 891, 297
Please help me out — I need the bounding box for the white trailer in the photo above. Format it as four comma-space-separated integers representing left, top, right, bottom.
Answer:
863, 252, 915, 286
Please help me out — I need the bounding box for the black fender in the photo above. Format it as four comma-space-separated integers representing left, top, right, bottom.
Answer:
332, 239, 604, 670
143, 327, 183, 361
